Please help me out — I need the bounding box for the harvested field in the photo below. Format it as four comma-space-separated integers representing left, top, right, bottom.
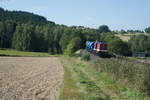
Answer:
0, 57, 64, 100
115, 34, 130, 41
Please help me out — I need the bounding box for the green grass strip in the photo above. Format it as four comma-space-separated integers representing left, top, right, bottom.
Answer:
74, 59, 150, 100
60, 57, 110, 100
0, 49, 58, 57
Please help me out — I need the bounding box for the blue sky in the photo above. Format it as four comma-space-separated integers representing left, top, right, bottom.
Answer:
0, 0, 150, 30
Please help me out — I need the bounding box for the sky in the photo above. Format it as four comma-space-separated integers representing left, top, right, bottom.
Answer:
0, 0, 150, 30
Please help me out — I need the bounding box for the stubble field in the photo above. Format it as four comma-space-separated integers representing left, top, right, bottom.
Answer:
0, 57, 64, 100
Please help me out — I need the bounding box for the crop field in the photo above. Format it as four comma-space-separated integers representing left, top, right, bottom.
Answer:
115, 34, 130, 41
0, 57, 64, 100
115, 33, 150, 42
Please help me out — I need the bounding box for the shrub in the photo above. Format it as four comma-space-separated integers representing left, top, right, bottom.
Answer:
81, 53, 90, 61
108, 39, 131, 56
65, 37, 82, 56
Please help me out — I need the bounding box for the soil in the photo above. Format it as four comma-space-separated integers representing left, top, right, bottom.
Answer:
0, 57, 64, 100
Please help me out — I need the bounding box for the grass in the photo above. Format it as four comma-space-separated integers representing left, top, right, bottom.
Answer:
77, 62, 149, 100
60, 56, 150, 100
90, 57, 150, 93
59, 66, 80, 100
59, 56, 110, 100
0, 49, 58, 57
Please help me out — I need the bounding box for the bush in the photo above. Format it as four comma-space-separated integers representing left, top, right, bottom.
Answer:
108, 39, 131, 56
65, 37, 82, 56
81, 53, 90, 61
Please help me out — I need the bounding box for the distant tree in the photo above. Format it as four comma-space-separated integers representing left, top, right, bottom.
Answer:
42, 24, 55, 54
53, 26, 64, 54
59, 28, 72, 53
0, 20, 15, 48
145, 27, 150, 33
12, 24, 23, 50
127, 30, 134, 33
34, 25, 47, 52
111, 31, 118, 34
101, 33, 119, 43
127, 29, 144, 33
98, 25, 110, 33
0, 7, 4, 13
128, 34, 150, 56
120, 29, 126, 34
108, 39, 131, 56
5, 20, 16, 48
134, 30, 144, 33
0, 21, 6, 48
12, 24, 35, 51
82, 28, 100, 41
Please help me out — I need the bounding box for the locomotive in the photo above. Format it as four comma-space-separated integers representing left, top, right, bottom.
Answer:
86, 41, 108, 56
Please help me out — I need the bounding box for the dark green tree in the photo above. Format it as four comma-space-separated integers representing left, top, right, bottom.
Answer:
0, 21, 6, 48
98, 25, 110, 33
12, 24, 35, 51
108, 39, 131, 56
120, 29, 126, 34
145, 27, 150, 33
59, 28, 72, 53
128, 34, 150, 56
5, 20, 16, 48
34, 25, 47, 52
53, 26, 64, 53
43, 24, 55, 54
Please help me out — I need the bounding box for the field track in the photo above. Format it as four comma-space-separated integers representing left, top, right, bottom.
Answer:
0, 57, 64, 100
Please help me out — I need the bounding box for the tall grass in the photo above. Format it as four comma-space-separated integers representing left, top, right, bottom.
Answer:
89, 57, 150, 95
61, 56, 150, 99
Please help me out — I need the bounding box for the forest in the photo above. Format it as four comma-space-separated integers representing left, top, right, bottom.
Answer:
0, 7, 150, 56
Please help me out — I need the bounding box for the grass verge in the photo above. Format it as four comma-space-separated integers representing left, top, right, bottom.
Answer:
60, 56, 150, 100
0, 49, 59, 57
59, 56, 110, 100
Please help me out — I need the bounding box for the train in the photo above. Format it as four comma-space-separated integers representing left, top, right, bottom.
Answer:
86, 41, 108, 57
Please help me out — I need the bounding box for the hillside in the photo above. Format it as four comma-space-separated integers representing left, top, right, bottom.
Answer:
0, 8, 102, 54
0, 7, 54, 25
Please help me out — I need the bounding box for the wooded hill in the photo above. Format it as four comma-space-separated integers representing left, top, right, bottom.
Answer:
0, 7, 150, 56
0, 7, 101, 54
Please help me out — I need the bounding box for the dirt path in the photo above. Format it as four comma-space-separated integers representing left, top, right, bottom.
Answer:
0, 57, 64, 100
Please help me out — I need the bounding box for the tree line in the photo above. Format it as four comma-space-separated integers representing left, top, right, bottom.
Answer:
0, 8, 150, 56
0, 10, 101, 54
